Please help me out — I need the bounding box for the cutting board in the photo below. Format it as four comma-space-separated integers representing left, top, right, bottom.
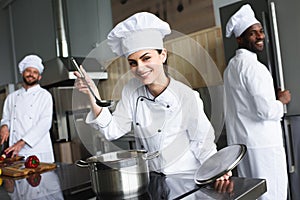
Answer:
1, 162, 57, 177
0, 156, 24, 168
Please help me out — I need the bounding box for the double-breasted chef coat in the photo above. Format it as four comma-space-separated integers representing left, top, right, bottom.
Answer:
1, 85, 54, 162
86, 77, 217, 175
224, 49, 288, 200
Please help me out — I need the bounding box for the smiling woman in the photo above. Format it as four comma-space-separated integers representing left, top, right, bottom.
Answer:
73, 11, 231, 180
127, 49, 169, 95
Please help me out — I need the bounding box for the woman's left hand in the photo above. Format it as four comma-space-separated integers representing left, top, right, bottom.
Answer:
214, 177, 234, 195
216, 170, 232, 181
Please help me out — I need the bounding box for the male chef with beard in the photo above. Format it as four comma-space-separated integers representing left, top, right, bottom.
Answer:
223, 4, 291, 200
0, 54, 54, 163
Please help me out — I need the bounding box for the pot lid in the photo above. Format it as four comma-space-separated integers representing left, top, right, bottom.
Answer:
194, 144, 247, 185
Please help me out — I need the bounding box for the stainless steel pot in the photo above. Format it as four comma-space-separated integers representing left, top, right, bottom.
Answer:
76, 150, 159, 198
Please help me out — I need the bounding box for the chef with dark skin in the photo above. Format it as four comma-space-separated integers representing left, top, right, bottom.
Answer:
224, 4, 291, 200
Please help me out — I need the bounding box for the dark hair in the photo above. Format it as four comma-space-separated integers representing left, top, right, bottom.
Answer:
156, 49, 168, 76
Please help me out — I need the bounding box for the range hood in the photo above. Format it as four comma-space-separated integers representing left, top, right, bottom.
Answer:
40, 0, 107, 88
41, 57, 108, 88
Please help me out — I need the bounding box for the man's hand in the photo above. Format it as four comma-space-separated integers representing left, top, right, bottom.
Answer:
278, 89, 291, 105
0, 125, 9, 145
4, 139, 26, 158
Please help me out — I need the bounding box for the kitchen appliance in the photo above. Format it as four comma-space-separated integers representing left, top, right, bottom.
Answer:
40, 0, 108, 88
76, 150, 159, 198
220, 1, 300, 199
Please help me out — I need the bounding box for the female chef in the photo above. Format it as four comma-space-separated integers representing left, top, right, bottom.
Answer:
75, 12, 231, 178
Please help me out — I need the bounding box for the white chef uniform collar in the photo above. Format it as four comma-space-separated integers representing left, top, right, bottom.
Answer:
225, 4, 260, 38
107, 12, 171, 58
18, 54, 44, 74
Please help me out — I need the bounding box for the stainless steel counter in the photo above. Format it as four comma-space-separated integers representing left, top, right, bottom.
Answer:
0, 163, 266, 199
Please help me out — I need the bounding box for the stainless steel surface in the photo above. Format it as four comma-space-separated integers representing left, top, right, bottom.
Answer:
71, 57, 114, 107
283, 118, 295, 173
287, 116, 300, 200
82, 150, 159, 169
40, 57, 108, 87
270, 2, 286, 113
53, 0, 68, 58
77, 150, 159, 197
39, 0, 108, 87
194, 144, 246, 185
0, 162, 267, 199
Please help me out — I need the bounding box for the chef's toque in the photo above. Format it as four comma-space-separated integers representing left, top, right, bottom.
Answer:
107, 12, 171, 57
225, 4, 260, 38
18, 55, 44, 74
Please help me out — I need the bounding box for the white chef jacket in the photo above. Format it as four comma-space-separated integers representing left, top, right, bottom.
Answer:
1, 84, 54, 162
224, 49, 288, 200
86, 77, 217, 175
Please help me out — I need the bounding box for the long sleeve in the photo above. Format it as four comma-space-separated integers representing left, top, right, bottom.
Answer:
244, 62, 283, 121
188, 91, 216, 164
1, 94, 12, 129
86, 79, 138, 140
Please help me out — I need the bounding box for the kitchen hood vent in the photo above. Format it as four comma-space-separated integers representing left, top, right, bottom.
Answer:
40, 0, 107, 88
41, 56, 108, 88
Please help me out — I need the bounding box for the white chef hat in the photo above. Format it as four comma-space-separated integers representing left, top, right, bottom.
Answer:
18, 54, 44, 74
226, 4, 260, 38
107, 12, 171, 57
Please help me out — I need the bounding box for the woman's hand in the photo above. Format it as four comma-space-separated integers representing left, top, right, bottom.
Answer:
214, 178, 234, 195
74, 66, 101, 99
74, 65, 103, 117
216, 171, 232, 181
213, 171, 234, 195
74, 66, 96, 94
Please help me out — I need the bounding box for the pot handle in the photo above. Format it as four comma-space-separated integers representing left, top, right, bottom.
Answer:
143, 151, 159, 160
75, 160, 89, 168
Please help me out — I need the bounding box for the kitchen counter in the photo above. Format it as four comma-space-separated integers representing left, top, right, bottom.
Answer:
0, 163, 266, 199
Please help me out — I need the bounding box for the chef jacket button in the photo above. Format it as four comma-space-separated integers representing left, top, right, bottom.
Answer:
140, 98, 144, 101
14, 105, 16, 107
13, 130, 15, 132
166, 105, 170, 108
136, 122, 139, 126
158, 129, 161, 133
141, 145, 144, 149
